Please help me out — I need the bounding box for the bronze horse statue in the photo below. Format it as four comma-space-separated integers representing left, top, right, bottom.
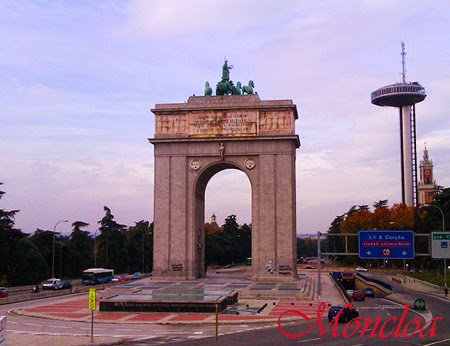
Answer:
242, 80, 254, 95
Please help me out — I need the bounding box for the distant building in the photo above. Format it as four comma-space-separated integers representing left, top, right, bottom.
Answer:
205, 213, 221, 234
418, 144, 437, 204
210, 213, 219, 229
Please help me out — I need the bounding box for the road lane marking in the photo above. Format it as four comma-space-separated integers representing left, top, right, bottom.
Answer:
423, 338, 450, 346
116, 328, 143, 332
24, 323, 42, 327
298, 337, 321, 343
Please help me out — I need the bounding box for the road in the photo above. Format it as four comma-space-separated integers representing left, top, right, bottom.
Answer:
146, 274, 450, 346
2, 273, 449, 345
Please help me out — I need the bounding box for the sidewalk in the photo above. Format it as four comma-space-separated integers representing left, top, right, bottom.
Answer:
10, 273, 345, 325
396, 274, 449, 301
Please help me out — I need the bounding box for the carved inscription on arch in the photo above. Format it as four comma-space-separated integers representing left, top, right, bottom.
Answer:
259, 111, 293, 133
188, 111, 257, 137
155, 114, 187, 135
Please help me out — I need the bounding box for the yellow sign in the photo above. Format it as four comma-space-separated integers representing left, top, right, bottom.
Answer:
88, 288, 96, 310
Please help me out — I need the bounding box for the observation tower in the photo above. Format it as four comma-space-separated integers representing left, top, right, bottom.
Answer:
371, 42, 426, 206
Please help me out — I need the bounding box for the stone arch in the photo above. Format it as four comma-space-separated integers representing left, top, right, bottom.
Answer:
149, 95, 299, 281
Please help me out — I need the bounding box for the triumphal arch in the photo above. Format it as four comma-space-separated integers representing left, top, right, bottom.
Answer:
149, 62, 300, 280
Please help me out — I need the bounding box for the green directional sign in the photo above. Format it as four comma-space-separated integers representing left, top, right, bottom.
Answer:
413, 298, 426, 310
431, 232, 450, 259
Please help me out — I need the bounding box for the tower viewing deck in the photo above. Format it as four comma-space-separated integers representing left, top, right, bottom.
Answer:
371, 82, 426, 107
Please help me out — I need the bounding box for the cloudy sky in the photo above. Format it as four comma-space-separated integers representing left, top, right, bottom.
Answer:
1, 1, 449, 236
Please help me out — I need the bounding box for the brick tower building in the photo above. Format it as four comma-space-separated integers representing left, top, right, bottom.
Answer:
418, 144, 437, 204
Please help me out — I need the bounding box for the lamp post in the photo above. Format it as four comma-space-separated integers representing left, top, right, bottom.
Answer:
94, 228, 99, 267
142, 232, 145, 274
420, 204, 446, 287
52, 220, 68, 278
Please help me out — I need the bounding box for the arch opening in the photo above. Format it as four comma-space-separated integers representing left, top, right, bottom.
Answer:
194, 163, 252, 278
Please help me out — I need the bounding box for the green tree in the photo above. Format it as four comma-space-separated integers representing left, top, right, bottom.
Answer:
0, 182, 26, 285
96, 206, 127, 272
64, 221, 94, 277
126, 220, 153, 273
12, 237, 48, 285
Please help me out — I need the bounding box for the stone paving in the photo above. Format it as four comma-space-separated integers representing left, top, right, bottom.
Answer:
12, 272, 345, 325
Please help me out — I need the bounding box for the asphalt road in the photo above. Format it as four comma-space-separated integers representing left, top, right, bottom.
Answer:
149, 275, 450, 346
2, 273, 449, 345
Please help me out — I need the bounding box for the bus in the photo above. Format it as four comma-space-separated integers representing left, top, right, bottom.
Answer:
81, 268, 114, 285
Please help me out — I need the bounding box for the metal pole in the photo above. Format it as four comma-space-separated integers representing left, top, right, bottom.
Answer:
142, 233, 145, 273
94, 229, 98, 268
52, 220, 68, 278
317, 231, 321, 304
91, 309, 94, 343
215, 303, 219, 342
421, 204, 446, 287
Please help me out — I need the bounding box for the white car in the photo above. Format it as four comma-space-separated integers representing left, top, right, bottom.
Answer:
346, 290, 354, 297
356, 266, 368, 272
42, 278, 61, 290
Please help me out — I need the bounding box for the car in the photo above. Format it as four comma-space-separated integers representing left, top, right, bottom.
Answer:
304, 265, 315, 269
346, 289, 354, 297
0, 287, 8, 298
363, 287, 375, 297
356, 266, 368, 272
352, 290, 365, 301
42, 278, 61, 290
328, 305, 359, 323
331, 272, 343, 281
131, 272, 142, 280
53, 280, 71, 290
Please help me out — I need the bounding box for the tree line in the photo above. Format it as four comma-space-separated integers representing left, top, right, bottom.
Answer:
326, 187, 450, 271
0, 183, 153, 286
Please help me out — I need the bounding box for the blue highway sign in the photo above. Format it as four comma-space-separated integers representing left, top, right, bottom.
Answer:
359, 230, 414, 259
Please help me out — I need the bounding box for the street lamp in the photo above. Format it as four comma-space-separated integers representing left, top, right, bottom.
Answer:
52, 220, 68, 279
93, 228, 99, 268
419, 204, 446, 287
141, 233, 145, 273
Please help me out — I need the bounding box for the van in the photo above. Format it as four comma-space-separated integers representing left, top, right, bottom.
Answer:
42, 278, 61, 290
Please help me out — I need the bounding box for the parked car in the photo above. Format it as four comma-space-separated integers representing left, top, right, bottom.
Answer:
356, 266, 368, 272
363, 287, 375, 297
131, 272, 142, 280
53, 280, 72, 290
0, 287, 8, 298
331, 271, 343, 281
328, 305, 359, 323
346, 289, 354, 297
304, 265, 315, 269
42, 278, 61, 290
352, 290, 365, 301
112, 274, 131, 282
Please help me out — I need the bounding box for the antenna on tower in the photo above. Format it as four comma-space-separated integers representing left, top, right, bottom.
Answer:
401, 41, 406, 83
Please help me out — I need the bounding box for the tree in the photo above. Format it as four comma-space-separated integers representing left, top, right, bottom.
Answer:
65, 221, 94, 277
205, 215, 251, 266
126, 220, 153, 273
29, 229, 55, 277
96, 206, 127, 272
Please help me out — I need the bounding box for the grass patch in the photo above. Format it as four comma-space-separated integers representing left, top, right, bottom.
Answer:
407, 271, 450, 287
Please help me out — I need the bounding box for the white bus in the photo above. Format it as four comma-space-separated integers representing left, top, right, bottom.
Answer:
81, 268, 114, 285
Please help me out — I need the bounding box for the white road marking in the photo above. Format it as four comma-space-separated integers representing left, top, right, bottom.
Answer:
24, 323, 42, 327
116, 328, 143, 332
298, 337, 321, 343
423, 338, 450, 346
193, 331, 204, 334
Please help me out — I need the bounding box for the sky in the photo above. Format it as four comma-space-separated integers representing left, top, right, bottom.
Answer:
1, 1, 449, 236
